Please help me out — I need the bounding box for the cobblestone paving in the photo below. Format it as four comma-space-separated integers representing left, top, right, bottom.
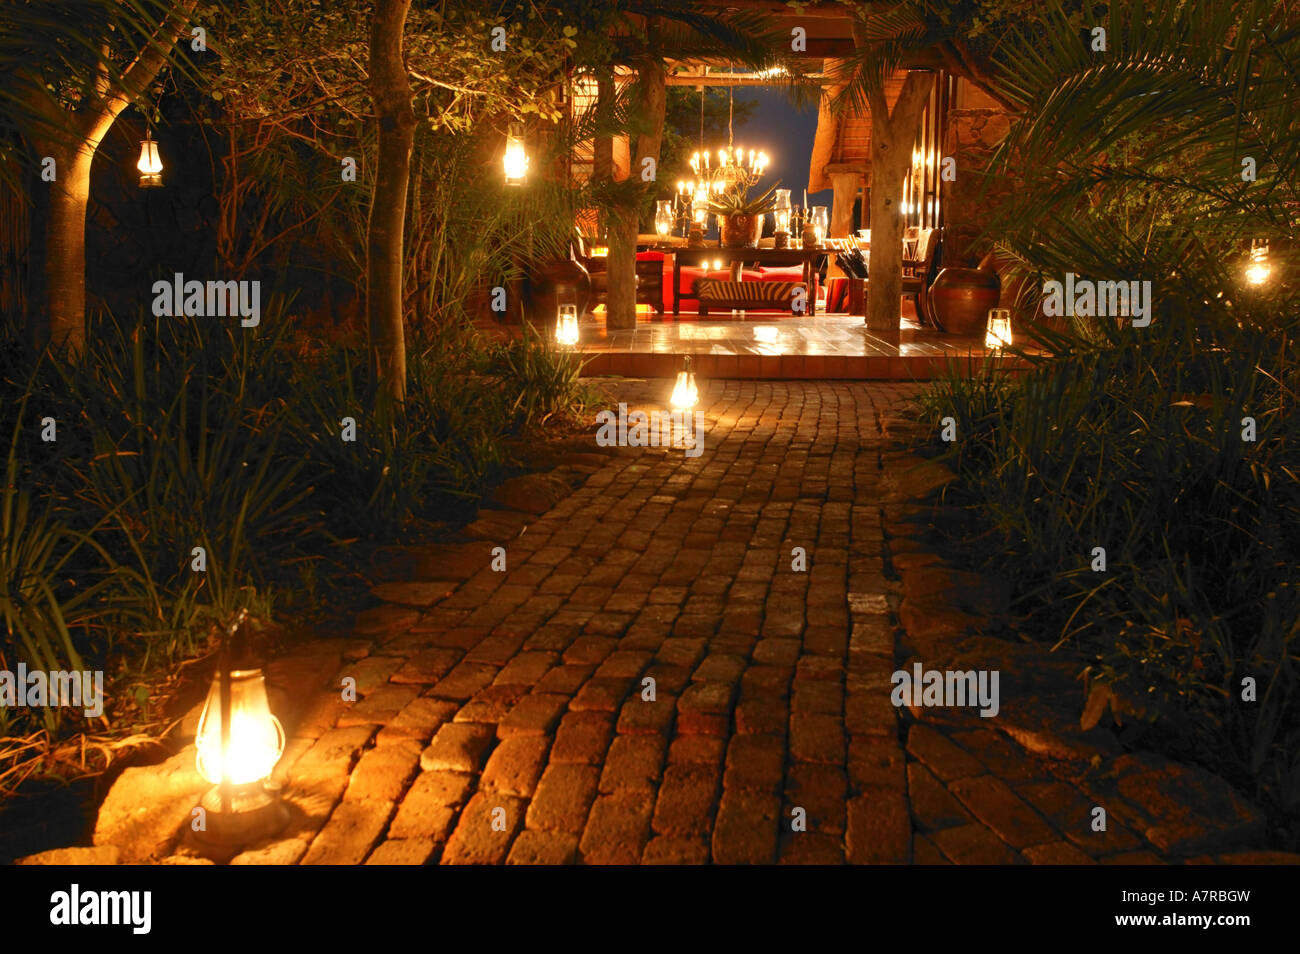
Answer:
242, 381, 1268, 865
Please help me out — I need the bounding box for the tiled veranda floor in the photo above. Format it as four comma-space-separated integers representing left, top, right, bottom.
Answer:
575, 313, 1028, 379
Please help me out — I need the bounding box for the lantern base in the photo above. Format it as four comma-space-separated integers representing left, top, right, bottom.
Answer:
191, 782, 290, 854
139, 174, 163, 188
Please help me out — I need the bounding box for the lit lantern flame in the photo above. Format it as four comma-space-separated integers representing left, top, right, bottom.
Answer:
1246, 240, 1271, 286
670, 369, 699, 410
503, 122, 528, 185
137, 131, 162, 188
655, 200, 674, 237
985, 308, 1012, 350
195, 669, 285, 787
556, 305, 580, 347
810, 206, 828, 245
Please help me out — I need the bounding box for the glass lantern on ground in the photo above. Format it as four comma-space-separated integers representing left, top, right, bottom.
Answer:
195, 670, 285, 787
985, 308, 1013, 350
556, 304, 580, 347
137, 130, 162, 188
503, 122, 528, 186
654, 200, 674, 239
191, 611, 290, 854
670, 357, 699, 410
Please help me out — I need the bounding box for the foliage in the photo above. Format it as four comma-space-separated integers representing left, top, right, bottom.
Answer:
0, 302, 590, 743
917, 0, 1300, 819
706, 181, 781, 217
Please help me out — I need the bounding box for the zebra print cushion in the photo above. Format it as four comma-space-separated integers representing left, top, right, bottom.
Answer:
693, 279, 803, 307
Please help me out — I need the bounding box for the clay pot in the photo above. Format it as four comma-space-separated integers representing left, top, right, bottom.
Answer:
930, 266, 1001, 335
721, 213, 762, 249
527, 249, 591, 323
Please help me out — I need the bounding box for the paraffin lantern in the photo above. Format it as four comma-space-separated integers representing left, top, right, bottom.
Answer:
773, 189, 792, 233
1246, 239, 1271, 286
985, 308, 1013, 350
137, 130, 163, 188
191, 610, 289, 855
810, 206, 829, 244
195, 669, 285, 787
655, 200, 674, 238
503, 122, 528, 186
670, 357, 699, 410
556, 304, 580, 347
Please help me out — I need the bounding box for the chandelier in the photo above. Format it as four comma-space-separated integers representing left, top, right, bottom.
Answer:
680, 72, 768, 201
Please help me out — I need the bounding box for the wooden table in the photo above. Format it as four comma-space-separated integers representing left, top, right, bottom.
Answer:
646, 245, 827, 316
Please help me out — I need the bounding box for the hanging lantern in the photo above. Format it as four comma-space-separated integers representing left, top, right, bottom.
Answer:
191, 610, 289, 854
985, 308, 1013, 350
1245, 239, 1271, 286
556, 304, 580, 347
670, 356, 699, 410
137, 130, 163, 188
503, 122, 528, 186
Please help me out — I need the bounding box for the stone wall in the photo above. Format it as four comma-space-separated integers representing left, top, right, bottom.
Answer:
942, 101, 1015, 268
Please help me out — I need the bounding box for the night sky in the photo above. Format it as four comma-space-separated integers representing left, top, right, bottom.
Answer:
734, 87, 834, 211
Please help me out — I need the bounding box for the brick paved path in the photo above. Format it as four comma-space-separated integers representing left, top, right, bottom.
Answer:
228, 381, 1254, 865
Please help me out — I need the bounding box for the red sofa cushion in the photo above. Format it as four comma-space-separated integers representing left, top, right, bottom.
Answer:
757, 265, 804, 282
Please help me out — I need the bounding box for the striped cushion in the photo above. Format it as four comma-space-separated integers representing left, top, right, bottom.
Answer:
693, 279, 803, 307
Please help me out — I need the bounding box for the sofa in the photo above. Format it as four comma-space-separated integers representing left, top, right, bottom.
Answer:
668, 261, 820, 316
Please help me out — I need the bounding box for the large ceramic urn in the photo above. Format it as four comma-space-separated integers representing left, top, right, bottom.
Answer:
930, 267, 1001, 335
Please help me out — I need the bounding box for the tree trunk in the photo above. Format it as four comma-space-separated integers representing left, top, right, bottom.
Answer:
21, 0, 197, 355
606, 53, 666, 332
367, 0, 416, 406
864, 72, 933, 334
40, 145, 94, 353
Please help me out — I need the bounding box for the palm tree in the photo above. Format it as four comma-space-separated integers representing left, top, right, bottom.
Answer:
985, 0, 1298, 324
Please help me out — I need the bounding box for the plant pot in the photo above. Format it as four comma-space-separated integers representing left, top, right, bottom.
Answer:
527, 250, 591, 324
721, 213, 762, 249
930, 267, 1001, 335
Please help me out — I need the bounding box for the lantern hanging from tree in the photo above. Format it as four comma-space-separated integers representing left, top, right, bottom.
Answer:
137, 129, 163, 188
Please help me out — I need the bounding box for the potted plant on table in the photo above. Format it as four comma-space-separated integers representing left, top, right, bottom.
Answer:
707, 183, 780, 249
